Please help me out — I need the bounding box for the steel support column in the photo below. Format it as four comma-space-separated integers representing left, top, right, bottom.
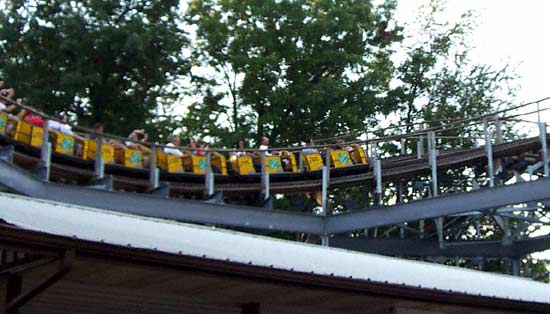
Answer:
149, 146, 159, 190
398, 138, 406, 204
370, 142, 382, 205
374, 158, 382, 205
321, 149, 331, 246
428, 131, 438, 195
88, 135, 113, 191
39, 119, 51, 182
94, 136, 104, 180
205, 151, 214, 197
428, 132, 443, 246
260, 152, 270, 208
512, 258, 521, 277
539, 122, 549, 177
484, 119, 495, 188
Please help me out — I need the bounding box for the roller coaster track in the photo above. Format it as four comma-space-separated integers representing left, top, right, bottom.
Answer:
1, 94, 550, 276
2, 149, 550, 258
0, 134, 543, 194
2, 150, 550, 234
1, 131, 550, 260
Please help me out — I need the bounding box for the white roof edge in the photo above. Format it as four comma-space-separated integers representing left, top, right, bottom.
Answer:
0, 192, 549, 304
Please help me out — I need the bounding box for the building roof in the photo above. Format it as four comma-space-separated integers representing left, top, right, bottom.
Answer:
0, 192, 549, 306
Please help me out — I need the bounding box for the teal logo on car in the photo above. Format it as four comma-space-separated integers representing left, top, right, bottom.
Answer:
130, 152, 141, 164
198, 158, 206, 169
269, 159, 280, 169
61, 138, 73, 150
338, 152, 349, 163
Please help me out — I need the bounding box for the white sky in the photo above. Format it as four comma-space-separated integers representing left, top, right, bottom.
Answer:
396, 0, 550, 103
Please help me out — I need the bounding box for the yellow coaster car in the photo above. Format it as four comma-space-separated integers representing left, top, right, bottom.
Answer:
264, 155, 283, 174
330, 149, 354, 168
156, 150, 184, 173
51, 131, 75, 155
0, 113, 7, 134
351, 144, 368, 165
13, 121, 43, 147
230, 155, 255, 175
181, 151, 206, 174
211, 151, 228, 175
280, 150, 298, 173
302, 152, 324, 171
82, 139, 115, 164
115, 148, 143, 168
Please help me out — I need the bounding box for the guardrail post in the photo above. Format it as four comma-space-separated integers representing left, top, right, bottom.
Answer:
205, 151, 214, 197
494, 116, 503, 183
484, 119, 495, 188
374, 158, 382, 205
149, 146, 159, 189
87, 135, 114, 191
398, 138, 405, 203
371, 142, 382, 206
321, 148, 331, 246
539, 122, 549, 177
428, 131, 438, 195
94, 136, 104, 180
39, 119, 51, 181
260, 151, 271, 208
428, 131, 444, 247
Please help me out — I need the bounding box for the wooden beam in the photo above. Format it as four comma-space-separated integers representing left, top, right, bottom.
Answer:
0, 274, 21, 314
6, 250, 73, 313
241, 302, 260, 314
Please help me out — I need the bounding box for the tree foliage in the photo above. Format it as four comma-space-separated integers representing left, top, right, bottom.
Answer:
0, 0, 188, 136
187, 0, 402, 146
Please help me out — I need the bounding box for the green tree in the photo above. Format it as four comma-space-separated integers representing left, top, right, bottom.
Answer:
187, 0, 402, 146
0, 0, 189, 137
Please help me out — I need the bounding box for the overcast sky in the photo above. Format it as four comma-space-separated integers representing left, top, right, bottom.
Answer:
396, 0, 550, 103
